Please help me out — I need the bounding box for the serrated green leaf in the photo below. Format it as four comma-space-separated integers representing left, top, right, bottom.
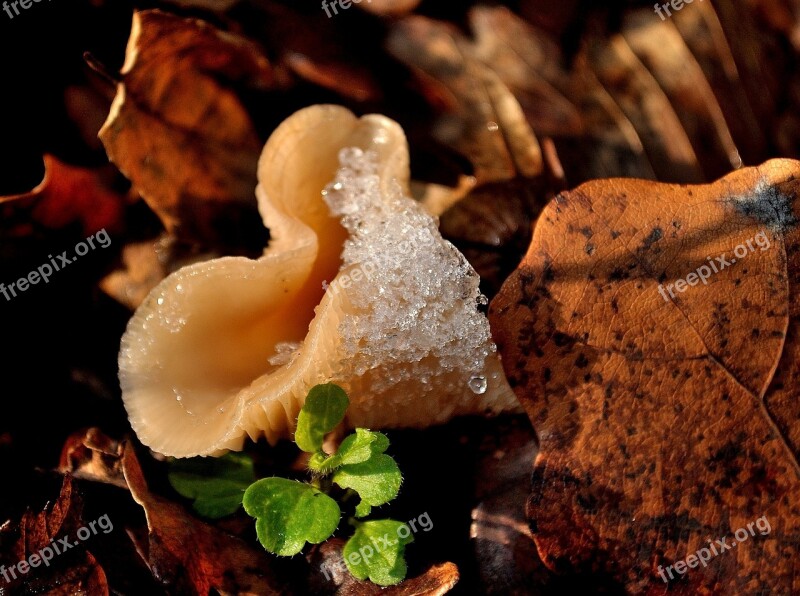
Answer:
338, 429, 389, 464
343, 519, 414, 586
243, 477, 340, 556
167, 452, 255, 519
308, 429, 390, 475
332, 454, 401, 517
295, 383, 349, 453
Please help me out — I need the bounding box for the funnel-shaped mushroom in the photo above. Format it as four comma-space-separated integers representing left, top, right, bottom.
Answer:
120, 105, 519, 457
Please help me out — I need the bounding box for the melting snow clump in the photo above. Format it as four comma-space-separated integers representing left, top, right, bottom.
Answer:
322, 147, 499, 403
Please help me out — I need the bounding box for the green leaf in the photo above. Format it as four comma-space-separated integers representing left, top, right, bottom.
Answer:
332, 453, 401, 517
295, 383, 350, 453
343, 520, 414, 586
307, 429, 390, 475
338, 429, 389, 465
243, 478, 341, 556
167, 452, 255, 519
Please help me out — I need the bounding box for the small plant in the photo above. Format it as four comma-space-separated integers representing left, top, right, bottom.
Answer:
168, 383, 411, 586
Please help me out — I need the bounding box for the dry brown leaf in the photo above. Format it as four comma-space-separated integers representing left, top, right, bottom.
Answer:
469, 418, 546, 594
0, 476, 110, 595
586, 32, 703, 183
59, 430, 289, 595
467, 6, 655, 183
671, 1, 768, 165
99, 10, 272, 243
120, 443, 288, 595
0, 154, 125, 237
388, 16, 543, 184
713, 0, 783, 136
59, 428, 128, 489
162, 0, 240, 11
490, 159, 800, 593
620, 9, 741, 179
116, 448, 284, 593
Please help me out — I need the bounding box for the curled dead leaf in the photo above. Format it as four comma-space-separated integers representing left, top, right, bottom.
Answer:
0, 476, 109, 595
0, 154, 125, 237
99, 10, 272, 244
491, 159, 800, 593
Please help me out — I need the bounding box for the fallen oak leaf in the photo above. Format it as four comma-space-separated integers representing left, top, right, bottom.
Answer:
490, 159, 800, 593
99, 10, 272, 244
162, 0, 240, 11
0, 154, 126, 237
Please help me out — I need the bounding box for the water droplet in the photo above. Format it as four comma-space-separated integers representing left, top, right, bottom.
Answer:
476, 294, 489, 306
218, 407, 226, 414
487, 121, 499, 132
469, 375, 487, 394
175, 284, 184, 294
157, 297, 165, 306
333, 182, 344, 191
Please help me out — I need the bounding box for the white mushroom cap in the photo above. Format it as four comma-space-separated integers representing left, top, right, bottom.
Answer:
120, 105, 519, 457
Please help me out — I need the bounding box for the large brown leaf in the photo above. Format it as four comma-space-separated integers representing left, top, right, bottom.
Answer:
490, 159, 800, 593
99, 10, 272, 243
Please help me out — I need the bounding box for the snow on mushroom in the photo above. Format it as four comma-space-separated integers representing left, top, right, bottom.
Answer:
119, 105, 519, 457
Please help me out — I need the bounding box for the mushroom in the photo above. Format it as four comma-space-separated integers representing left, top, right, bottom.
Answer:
120, 105, 519, 457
